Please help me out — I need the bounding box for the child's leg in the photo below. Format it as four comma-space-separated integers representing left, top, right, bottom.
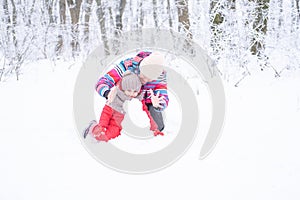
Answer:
105, 109, 125, 140
92, 105, 113, 138
98, 105, 114, 128
147, 104, 165, 131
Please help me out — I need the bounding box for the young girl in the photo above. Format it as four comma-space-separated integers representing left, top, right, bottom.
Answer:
83, 71, 144, 142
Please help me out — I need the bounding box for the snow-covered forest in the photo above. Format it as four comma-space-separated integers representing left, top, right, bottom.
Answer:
0, 0, 299, 83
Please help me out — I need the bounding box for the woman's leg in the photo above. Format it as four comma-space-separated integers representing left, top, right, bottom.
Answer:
146, 104, 165, 131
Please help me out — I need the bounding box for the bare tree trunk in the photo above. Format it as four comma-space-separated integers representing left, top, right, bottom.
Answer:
167, 0, 173, 28
95, 0, 110, 55
139, 1, 144, 28
108, 6, 114, 30
296, 0, 300, 21
209, 0, 235, 58
153, 0, 158, 28
10, 0, 17, 49
2, 0, 10, 23
273, 0, 283, 40
1, 0, 10, 81
55, 35, 63, 56
176, 0, 192, 40
210, 1, 224, 25
250, 0, 270, 56
59, 0, 66, 24
9, 0, 22, 80
45, 0, 54, 24
278, 0, 283, 27
83, 0, 93, 43
134, 0, 143, 45
209, 0, 223, 55
111, 0, 126, 54
291, 0, 296, 32
27, 0, 36, 25
56, 0, 66, 55
2, 0, 10, 42
115, 0, 126, 36
67, 0, 83, 56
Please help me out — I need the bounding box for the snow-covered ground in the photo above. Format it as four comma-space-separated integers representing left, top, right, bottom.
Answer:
0, 59, 300, 200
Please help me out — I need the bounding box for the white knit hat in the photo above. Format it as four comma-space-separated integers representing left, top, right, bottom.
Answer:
139, 52, 165, 80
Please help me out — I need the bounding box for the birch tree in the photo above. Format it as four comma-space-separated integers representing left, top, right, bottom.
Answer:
210, 0, 224, 56
66, 0, 83, 56
45, 0, 54, 24
115, 0, 126, 36
296, 0, 300, 20
10, 0, 17, 50
95, 0, 110, 55
111, 0, 126, 54
83, 0, 93, 43
0, 0, 10, 81
176, 0, 192, 40
153, 0, 158, 28
55, 0, 66, 56
249, 0, 270, 60
167, 0, 173, 28
138, 0, 144, 28
176, 0, 192, 54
